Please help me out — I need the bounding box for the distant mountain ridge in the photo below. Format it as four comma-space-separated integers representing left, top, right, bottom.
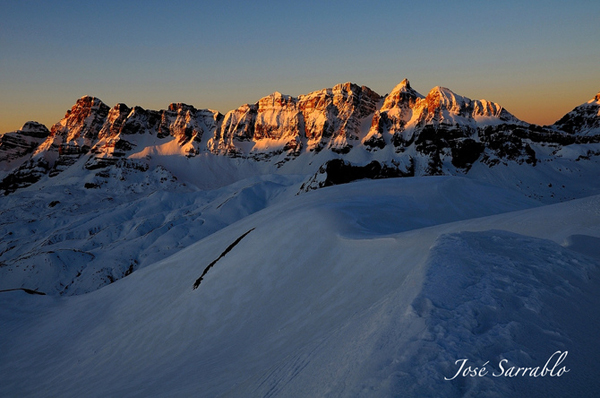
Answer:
1, 79, 599, 195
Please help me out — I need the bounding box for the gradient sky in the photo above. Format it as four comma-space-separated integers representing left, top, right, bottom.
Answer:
1, 0, 599, 133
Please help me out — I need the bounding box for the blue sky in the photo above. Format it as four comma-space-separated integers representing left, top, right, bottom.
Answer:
1, 0, 599, 132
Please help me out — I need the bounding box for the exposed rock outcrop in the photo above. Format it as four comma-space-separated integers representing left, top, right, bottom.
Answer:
552, 91, 600, 136
87, 102, 221, 168
208, 82, 382, 158
298, 82, 381, 153
300, 159, 414, 192
0, 122, 50, 167
1, 81, 599, 195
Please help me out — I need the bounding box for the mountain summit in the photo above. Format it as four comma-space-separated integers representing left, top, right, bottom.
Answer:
1, 80, 599, 196
552, 90, 600, 136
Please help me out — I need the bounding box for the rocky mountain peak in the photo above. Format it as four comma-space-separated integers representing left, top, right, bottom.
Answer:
63, 96, 108, 118
19, 121, 49, 134
269, 91, 291, 100
258, 92, 297, 109
22, 96, 109, 167
552, 91, 600, 135
381, 79, 423, 112
0, 122, 50, 167
168, 103, 196, 113
333, 81, 359, 94
97, 103, 133, 140
418, 86, 515, 123
390, 78, 414, 94
112, 103, 131, 113
398, 77, 410, 86
2, 79, 600, 196
424, 86, 465, 112
50, 95, 110, 140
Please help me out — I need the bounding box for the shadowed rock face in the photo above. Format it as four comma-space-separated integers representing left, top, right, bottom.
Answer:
552, 92, 600, 136
0, 122, 50, 165
1, 82, 599, 195
300, 159, 414, 192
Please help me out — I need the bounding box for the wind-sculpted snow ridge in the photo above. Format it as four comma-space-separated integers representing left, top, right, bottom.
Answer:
397, 230, 599, 397
0, 178, 599, 397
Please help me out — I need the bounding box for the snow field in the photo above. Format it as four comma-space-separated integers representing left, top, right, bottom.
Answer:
1, 176, 599, 397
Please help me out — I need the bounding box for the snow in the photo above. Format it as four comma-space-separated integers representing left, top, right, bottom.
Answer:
2, 81, 600, 396
129, 136, 185, 157
250, 137, 291, 153
0, 157, 303, 295
1, 176, 599, 397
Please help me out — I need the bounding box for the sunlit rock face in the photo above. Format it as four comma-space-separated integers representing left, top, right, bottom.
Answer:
254, 92, 301, 140
364, 80, 522, 151
253, 92, 303, 157
19, 96, 111, 176
87, 103, 221, 168
36, 96, 110, 156
208, 82, 382, 158
298, 82, 382, 153
416, 85, 519, 125
2, 96, 222, 176
1, 81, 599, 195
363, 79, 423, 149
207, 103, 259, 156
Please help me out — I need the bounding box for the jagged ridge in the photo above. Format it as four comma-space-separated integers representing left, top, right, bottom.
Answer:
552, 91, 600, 136
1, 80, 599, 194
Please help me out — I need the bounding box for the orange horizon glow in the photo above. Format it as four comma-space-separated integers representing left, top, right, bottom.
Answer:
1, 2, 598, 135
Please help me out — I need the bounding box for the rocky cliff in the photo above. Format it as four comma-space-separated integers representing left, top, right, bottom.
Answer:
0, 121, 50, 169
552, 91, 600, 136
1, 80, 599, 195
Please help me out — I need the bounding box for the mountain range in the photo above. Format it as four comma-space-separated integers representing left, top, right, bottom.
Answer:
1, 79, 600, 397
1, 79, 599, 296
2, 79, 599, 195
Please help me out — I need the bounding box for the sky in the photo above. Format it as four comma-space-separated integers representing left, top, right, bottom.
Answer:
1, 0, 599, 133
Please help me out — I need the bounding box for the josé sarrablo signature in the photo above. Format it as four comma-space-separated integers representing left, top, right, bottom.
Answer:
445, 351, 570, 381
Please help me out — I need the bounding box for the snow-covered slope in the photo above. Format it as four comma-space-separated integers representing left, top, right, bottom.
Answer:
0, 156, 302, 295
1, 176, 598, 397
